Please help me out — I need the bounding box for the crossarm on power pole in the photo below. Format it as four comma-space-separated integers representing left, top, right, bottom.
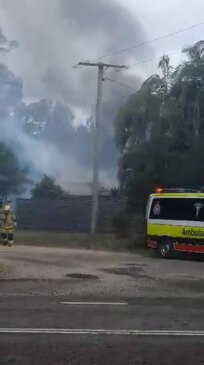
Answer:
78, 62, 127, 69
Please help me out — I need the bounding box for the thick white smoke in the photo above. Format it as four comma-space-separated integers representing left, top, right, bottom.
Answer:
0, 117, 92, 191
0, 0, 153, 192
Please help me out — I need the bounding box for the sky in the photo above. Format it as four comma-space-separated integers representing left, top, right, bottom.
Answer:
0, 0, 204, 115
0, 0, 203, 190
120, 0, 204, 66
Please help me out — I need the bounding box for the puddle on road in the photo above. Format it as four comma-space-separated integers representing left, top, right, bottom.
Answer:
65, 273, 99, 280
101, 267, 150, 279
0, 358, 18, 365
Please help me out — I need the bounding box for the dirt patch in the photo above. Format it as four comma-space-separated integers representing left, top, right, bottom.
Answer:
0, 263, 11, 278
101, 266, 150, 279
65, 273, 99, 280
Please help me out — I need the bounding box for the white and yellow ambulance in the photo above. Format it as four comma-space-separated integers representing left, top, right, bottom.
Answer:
146, 188, 204, 258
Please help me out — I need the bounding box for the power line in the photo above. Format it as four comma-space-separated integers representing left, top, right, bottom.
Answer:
91, 21, 204, 62
69, 50, 183, 75
104, 77, 137, 92
67, 63, 81, 70
104, 51, 184, 92
125, 50, 182, 71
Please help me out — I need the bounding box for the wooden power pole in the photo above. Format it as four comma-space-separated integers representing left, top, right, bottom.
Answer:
78, 62, 126, 234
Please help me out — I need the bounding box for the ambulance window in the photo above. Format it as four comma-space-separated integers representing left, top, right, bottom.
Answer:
150, 198, 204, 221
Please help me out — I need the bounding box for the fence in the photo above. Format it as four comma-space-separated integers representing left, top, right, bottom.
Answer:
16, 196, 126, 233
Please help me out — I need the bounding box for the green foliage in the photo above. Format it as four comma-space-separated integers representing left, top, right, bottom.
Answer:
0, 27, 19, 53
0, 142, 27, 197
17, 99, 74, 141
16, 98, 117, 172
32, 175, 69, 199
0, 30, 26, 197
115, 40, 204, 210
0, 63, 22, 117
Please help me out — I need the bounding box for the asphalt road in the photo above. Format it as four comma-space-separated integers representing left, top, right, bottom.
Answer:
0, 246, 204, 364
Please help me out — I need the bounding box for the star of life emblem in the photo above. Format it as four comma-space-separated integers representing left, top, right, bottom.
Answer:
194, 202, 204, 217
153, 201, 161, 215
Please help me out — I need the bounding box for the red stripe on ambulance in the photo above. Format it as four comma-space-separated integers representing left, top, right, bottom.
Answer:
174, 243, 204, 253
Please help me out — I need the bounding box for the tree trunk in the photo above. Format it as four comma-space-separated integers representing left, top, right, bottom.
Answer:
193, 96, 200, 138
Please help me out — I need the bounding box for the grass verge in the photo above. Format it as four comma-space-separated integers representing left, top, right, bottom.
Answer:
15, 230, 144, 252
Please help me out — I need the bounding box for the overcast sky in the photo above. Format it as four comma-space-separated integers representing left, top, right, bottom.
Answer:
120, 0, 204, 65
0, 0, 203, 116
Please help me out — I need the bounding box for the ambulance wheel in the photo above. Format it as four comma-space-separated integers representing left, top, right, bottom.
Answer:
157, 240, 173, 259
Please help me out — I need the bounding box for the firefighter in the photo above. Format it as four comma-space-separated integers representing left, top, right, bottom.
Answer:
3, 204, 17, 247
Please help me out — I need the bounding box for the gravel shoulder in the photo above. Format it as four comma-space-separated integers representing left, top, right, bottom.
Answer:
0, 245, 204, 299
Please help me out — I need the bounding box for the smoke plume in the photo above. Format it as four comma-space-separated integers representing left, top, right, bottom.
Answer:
0, 0, 153, 192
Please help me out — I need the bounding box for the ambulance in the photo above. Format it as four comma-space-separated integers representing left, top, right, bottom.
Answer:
146, 188, 204, 258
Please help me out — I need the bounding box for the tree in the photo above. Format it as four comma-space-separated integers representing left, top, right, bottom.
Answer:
17, 99, 74, 143
115, 40, 204, 211
172, 41, 204, 139
0, 29, 22, 118
32, 175, 69, 199
158, 54, 172, 95
115, 77, 162, 154
0, 142, 27, 197
0, 64, 23, 118
18, 97, 118, 175
0, 27, 18, 53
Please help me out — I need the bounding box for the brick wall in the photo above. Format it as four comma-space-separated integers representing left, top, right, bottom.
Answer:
16, 196, 126, 232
